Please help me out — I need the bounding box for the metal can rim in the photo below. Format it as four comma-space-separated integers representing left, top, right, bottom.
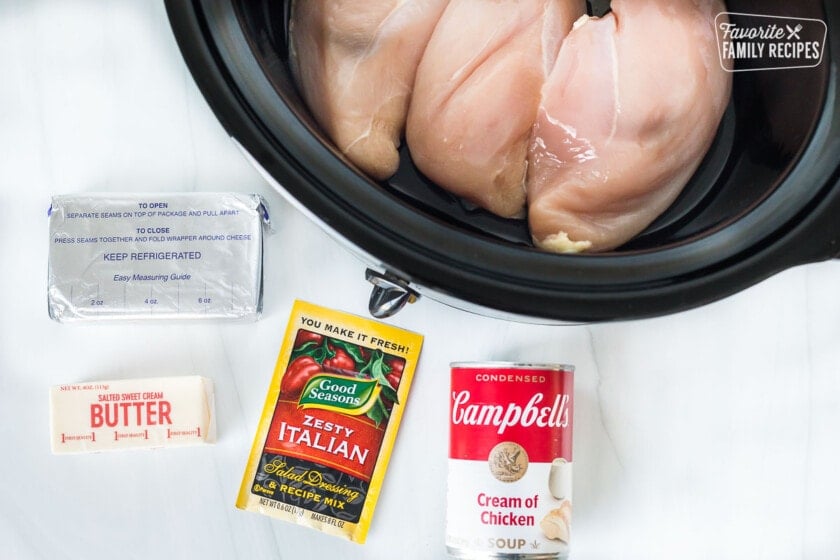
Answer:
450, 361, 574, 372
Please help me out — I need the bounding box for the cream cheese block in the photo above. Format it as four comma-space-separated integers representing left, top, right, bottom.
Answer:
50, 376, 216, 454
47, 192, 268, 323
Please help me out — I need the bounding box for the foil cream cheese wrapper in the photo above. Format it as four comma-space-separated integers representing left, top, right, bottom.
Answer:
47, 192, 269, 323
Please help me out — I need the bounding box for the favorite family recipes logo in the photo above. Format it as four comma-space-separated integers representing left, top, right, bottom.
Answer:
715, 12, 827, 72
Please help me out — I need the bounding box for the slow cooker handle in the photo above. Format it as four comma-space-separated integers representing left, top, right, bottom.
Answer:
365, 269, 419, 318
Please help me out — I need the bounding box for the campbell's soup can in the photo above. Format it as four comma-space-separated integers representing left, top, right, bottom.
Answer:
447, 362, 574, 560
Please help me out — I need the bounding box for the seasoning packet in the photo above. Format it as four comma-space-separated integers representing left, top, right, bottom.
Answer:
236, 300, 424, 543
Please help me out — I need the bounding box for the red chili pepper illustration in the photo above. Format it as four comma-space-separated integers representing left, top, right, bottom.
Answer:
281, 356, 323, 395
294, 330, 324, 349
324, 348, 356, 371
385, 359, 405, 389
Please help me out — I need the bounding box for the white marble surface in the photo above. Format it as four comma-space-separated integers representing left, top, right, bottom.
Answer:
2, 2, 840, 559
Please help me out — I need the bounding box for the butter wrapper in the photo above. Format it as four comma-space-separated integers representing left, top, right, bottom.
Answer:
50, 376, 216, 454
236, 300, 424, 543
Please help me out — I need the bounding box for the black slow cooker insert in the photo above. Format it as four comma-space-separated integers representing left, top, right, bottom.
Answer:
166, 0, 840, 321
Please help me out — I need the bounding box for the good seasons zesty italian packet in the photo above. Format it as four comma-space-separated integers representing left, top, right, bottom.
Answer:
236, 300, 424, 543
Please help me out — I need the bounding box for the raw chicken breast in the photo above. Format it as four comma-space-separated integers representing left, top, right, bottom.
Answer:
290, 0, 449, 181
407, 0, 586, 218
527, 0, 731, 252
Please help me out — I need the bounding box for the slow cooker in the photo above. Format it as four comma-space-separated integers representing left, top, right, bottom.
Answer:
165, 0, 840, 322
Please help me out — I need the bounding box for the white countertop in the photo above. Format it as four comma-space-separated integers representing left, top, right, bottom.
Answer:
2, 3, 840, 559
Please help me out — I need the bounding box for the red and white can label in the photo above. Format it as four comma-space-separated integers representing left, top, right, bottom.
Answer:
447, 363, 573, 559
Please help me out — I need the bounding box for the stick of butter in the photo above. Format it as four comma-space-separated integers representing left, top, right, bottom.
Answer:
49, 376, 216, 454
